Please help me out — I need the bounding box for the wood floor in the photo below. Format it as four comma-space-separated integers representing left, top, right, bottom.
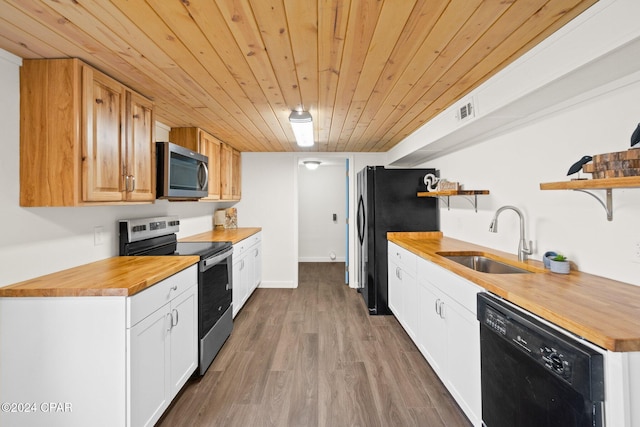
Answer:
157, 262, 471, 427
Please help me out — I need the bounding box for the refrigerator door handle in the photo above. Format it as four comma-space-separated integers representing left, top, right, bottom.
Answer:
357, 195, 365, 245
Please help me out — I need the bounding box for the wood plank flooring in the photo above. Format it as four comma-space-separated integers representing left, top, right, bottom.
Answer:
157, 262, 471, 427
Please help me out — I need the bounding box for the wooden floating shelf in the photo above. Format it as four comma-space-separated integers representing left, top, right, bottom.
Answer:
539, 177, 640, 221
417, 190, 490, 197
417, 190, 490, 212
539, 176, 640, 190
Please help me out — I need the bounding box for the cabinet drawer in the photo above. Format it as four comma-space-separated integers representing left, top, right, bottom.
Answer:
389, 242, 417, 275
234, 232, 262, 258
417, 258, 481, 314
127, 265, 198, 327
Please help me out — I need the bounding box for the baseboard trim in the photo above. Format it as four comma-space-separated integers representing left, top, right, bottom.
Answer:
258, 280, 296, 289
298, 257, 346, 262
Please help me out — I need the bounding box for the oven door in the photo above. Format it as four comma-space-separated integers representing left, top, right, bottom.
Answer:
199, 248, 233, 339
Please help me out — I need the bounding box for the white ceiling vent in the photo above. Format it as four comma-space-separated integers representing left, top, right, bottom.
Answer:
455, 97, 476, 122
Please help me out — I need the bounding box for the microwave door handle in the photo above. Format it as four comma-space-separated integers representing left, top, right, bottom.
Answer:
198, 162, 209, 190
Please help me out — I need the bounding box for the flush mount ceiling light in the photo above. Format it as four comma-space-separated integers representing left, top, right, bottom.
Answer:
288, 110, 314, 147
303, 160, 321, 170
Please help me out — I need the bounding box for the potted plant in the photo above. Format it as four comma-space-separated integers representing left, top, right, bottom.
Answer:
549, 254, 570, 274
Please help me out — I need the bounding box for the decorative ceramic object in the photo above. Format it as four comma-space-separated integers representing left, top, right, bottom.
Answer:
423, 173, 439, 192
543, 251, 557, 269
549, 255, 570, 274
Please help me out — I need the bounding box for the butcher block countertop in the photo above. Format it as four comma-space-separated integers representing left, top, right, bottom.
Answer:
0, 256, 199, 297
388, 232, 640, 352
180, 227, 261, 244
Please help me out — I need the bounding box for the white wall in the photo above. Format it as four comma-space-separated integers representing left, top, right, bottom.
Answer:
417, 76, 640, 286
234, 153, 297, 288
298, 163, 346, 262
238, 152, 385, 288
0, 52, 235, 287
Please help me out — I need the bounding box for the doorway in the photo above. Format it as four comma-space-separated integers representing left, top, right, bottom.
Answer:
296, 155, 352, 285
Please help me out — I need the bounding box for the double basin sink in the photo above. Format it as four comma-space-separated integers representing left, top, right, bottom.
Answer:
437, 252, 540, 275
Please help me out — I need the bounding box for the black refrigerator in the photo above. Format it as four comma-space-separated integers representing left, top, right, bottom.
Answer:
356, 166, 439, 315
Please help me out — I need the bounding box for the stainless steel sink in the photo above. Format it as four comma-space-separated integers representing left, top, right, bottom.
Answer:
438, 253, 533, 274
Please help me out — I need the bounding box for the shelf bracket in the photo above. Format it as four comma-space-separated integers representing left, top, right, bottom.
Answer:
437, 195, 480, 212
465, 194, 480, 213
573, 188, 613, 221
438, 196, 451, 211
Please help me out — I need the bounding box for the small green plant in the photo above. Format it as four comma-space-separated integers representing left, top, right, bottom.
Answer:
552, 254, 567, 262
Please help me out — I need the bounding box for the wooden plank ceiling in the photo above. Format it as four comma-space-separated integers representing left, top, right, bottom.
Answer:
0, 0, 597, 153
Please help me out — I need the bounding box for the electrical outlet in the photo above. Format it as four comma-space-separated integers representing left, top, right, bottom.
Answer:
94, 226, 104, 246
634, 241, 640, 263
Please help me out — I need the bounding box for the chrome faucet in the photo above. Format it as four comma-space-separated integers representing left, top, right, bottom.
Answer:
489, 205, 532, 262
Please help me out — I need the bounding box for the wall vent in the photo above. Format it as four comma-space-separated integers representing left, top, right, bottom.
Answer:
456, 98, 475, 122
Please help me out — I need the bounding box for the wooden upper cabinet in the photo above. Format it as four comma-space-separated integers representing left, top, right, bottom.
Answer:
169, 127, 225, 201
220, 143, 233, 200
231, 148, 241, 200
198, 130, 222, 200
20, 58, 155, 206
126, 92, 155, 202
219, 143, 241, 201
82, 67, 126, 202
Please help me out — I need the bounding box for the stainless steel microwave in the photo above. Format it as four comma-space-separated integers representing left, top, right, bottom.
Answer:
156, 141, 209, 199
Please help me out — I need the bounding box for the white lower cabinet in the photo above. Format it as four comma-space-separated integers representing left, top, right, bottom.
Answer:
0, 264, 198, 427
416, 277, 447, 374
388, 242, 418, 341
388, 243, 482, 427
128, 270, 198, 427
232, 232, 262, 317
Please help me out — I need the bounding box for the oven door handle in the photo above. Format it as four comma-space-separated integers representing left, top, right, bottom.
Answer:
202, 247, 234, 272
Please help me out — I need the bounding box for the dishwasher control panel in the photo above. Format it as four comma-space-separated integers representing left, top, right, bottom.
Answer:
483, 306, 507, 335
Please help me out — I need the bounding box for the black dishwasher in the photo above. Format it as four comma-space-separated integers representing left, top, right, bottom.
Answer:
477, 293, 605, 427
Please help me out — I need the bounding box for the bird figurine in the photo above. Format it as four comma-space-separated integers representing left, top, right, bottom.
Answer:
631, 123, 640, 148
567, 155, 593, 176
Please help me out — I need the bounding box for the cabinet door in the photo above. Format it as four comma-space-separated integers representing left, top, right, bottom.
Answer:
416, 278, 446, 375
232, 253, 248, 318
199, 130, 222, 200
444, 300, 481, 425
388, 260, 402, 317
82, 66, 126, 202
129, 305, 170, 427
403, 270, 418, 341
125, 92, 155, 202
169, 286, 198, 396
231, 148, 241, 200
251, 244, 262, 291
220, 143, 233, 200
